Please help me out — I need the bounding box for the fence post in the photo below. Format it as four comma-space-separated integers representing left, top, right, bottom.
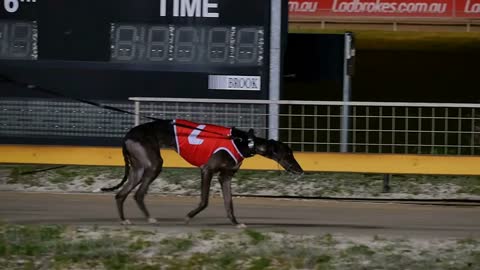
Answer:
340, 32, 354, 152
383, 174, 392, 193
134, 100, 140, 126
268, 0, 282, 140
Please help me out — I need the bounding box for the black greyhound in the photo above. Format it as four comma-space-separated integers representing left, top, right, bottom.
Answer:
102, 119, 303, 227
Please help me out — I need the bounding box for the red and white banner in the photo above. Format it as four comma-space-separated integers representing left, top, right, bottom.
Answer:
458, 0, 480, 17
289, 0, 480, 20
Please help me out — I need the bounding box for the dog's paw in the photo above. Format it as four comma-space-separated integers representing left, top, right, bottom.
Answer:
120, 219, 132, 225
92, 188, 103, 193
184, 216, 191, 225
147, 217, 158, 224
236, 223, 247, 229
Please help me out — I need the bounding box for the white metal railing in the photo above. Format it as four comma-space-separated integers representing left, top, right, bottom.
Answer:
130, 97, 480, 155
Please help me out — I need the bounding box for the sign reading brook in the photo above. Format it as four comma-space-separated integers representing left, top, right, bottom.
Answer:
208, 75, 261, 91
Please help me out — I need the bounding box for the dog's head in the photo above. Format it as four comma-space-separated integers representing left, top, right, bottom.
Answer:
232, 128, 257, 157
255, 138, 304, 175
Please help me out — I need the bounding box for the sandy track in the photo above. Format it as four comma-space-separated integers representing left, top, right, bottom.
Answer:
1, 191, 479, 238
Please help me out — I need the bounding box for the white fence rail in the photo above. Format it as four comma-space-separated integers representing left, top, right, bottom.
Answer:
130, 97, 480, 155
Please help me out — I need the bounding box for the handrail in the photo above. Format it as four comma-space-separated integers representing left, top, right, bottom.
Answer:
129, 97, 480, 108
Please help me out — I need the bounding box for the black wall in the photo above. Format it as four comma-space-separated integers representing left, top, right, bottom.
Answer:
283, 33, 344, 101
282, 33, 480, 103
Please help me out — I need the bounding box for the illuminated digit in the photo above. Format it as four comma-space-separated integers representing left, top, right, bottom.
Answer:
113, 25, 138, 61
4, 0, 19, 13
235, 28, 258, 64
146, 26, 168, 62
8, 22, 31, 58
174, 27, 197, 62
207, 27, 228, 63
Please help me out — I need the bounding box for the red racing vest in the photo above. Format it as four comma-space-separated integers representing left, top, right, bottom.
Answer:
173, 119, 244, 167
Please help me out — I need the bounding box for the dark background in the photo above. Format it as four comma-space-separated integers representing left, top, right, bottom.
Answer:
283, 33, 480, 103
353, 49, 479, 102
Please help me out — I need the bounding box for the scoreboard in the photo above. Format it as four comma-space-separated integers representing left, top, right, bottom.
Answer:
0, 0, 285, 100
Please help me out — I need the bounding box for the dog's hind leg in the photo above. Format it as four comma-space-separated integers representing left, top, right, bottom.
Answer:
115, 166, 144, 225
185, 167, 213, 223
218, 169, 245, 228
134, 150, 163, 224
114, 140, 149, 225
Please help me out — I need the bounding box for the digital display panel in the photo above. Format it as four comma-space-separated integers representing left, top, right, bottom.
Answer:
0, 0, 278, 100
111, 24, 264, 66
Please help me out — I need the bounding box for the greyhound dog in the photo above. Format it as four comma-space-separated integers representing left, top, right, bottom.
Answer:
102, 119, 303, 227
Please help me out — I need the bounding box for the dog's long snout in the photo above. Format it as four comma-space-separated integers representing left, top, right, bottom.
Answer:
280, 158, 304, 175
290, 164, 304, 175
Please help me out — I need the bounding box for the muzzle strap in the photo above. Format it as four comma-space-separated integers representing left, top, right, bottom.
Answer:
247, 129, 256, 156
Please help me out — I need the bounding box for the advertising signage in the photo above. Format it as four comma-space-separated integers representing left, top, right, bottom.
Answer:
289, 0, 480, 20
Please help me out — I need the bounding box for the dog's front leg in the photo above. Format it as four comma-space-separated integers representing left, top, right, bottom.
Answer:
219, 170, 246, 228
185, 167, 213, 223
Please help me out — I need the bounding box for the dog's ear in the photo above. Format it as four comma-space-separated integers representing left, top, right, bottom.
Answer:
247, 128, 255, 137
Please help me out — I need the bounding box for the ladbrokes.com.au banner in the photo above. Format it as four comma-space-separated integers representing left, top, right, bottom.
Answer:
289, 0, 480, 20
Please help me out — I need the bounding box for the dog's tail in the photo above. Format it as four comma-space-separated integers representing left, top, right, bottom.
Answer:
101, 143, 130, 192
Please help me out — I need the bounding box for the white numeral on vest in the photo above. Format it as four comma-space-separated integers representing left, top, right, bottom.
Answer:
188, 125, 206, 145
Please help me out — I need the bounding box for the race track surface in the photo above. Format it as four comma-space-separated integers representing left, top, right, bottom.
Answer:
1, 192, 479, 239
